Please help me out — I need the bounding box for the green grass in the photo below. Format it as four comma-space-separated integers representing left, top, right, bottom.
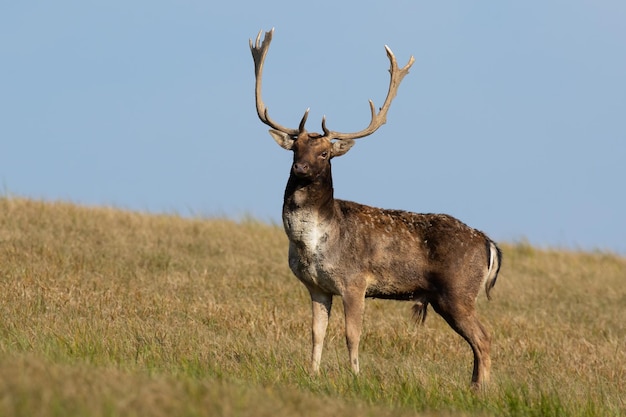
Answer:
0, 197, 624, 416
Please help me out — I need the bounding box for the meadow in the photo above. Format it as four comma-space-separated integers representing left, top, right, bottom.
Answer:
0, 197, 624, 416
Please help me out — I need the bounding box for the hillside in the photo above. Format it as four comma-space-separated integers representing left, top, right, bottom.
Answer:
0, 197, 624, 416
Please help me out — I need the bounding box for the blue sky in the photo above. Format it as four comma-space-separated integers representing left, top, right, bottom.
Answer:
1, 2, 625, 254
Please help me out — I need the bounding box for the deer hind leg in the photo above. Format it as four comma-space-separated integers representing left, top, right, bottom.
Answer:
431, 298, 492, 388
308, 288, 333, 374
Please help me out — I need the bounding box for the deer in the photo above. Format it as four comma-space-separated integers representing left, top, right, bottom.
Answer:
250, 29, 502, 388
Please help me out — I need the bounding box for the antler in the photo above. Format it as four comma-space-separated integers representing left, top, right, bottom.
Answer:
251, 29, 414, 140
322, 46, 415, 140
250, 29, 309, 136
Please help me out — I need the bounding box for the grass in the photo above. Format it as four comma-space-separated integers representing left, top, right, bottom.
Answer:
0, 196, 624, 416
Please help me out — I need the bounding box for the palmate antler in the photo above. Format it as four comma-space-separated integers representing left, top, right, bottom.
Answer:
322, 46, 415, 140
250, 29, 415, 139
250, 29, 306, 136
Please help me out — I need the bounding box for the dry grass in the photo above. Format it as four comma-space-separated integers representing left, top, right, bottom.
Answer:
0, 196, 624, 416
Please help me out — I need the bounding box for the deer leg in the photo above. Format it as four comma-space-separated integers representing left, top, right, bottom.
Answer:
342, 291, 366, 374
308, 288, 333, 374
431, 300, 492, 388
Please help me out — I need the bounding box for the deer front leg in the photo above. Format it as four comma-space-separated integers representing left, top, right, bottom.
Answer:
308, 288, 333, 374
342, 290, 366, 374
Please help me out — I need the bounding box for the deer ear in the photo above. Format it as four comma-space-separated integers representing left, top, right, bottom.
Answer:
331, 139, 355, 157
269, 130, 294, 150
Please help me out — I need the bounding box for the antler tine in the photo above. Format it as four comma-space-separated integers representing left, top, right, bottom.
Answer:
323, 46, 415, 140
250, 29, 302, 136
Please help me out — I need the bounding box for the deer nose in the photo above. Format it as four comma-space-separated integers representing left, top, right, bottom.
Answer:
293, 162, 309, 176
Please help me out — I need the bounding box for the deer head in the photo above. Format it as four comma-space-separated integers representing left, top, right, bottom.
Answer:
250, 29, 415, 180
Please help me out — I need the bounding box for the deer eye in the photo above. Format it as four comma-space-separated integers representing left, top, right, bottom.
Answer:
320, 151, 329, 159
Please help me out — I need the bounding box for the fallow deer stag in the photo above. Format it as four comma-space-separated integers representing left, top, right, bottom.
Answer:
250, 29, 502, 388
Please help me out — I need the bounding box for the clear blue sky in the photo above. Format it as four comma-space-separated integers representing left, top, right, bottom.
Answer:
2, 2, 625, 254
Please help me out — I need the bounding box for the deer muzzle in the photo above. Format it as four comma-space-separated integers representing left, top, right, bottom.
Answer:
292, 162, 309, 177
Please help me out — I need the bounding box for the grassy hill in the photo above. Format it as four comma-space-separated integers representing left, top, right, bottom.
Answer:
0, 197, 624, 416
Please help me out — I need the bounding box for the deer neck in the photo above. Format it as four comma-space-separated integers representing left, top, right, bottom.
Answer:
282, 168, 337, 245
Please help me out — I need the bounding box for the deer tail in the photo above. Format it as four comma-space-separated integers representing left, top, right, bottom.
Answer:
484, 240, 502, 300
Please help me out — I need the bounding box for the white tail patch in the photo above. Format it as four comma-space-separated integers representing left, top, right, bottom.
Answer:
488, 242, 496, 274
482, 241, 500, 300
